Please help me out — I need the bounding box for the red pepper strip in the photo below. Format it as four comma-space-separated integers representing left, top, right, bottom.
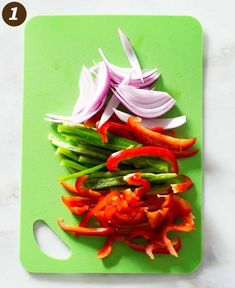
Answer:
149, 175, 193, 195
169, 195, 192, 220
146, 208, 169, 229
62, 195, 95, 206
69, 205, 89, 215
84, 112, 123, 128
79, 192, 119, 228
61, 182, 78, 194
173, 149, 199, 158
123, 188, 139, 205
128, 209, 146, 225
97, 236, 115, 259
79, 210, 94, 228
171, 175, 193, 194
150, 127, 164, 133
149, 184, 172, 195
62, 196, 93, 215
97, 121, 135, 143
116, 197, 129, 212
58, 218, 114, 236
109, 126, 135, 141
123, 173, 151, 198
161, 195, 195, 257
115, 210, 135, 222
83, 110, 104, 127
106, 146, 178, 173
145, 238, 181, 259
145, 194, 170, 228
128, 117, 196, 150
162, 213, 194, 257
75, 176, 101, 198
126, 230, 181, 257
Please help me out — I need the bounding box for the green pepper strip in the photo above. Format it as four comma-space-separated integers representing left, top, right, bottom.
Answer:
57, 124, 141, 150
58, 163, 106, 182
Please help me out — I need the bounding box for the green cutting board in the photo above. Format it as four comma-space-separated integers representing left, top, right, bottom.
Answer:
21, 15, 203, 273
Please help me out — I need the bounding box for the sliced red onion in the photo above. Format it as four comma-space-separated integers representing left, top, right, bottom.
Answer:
118, 28, 143, 82
97, 74, 131, 128
98, 48, 160, 88
72, 66, 95, 115
112, 85, 176, 118
98, 95, 120, 128
113, 109, 186, 129
46, 61, 110, 124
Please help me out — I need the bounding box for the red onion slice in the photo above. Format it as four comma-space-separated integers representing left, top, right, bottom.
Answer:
113, 109, 186, 129
98, 95, 120, 128
118, 28, 143, 82
72, 66, 95, 115
112, 84, 176, 118
98, 74, 131, 128
98, 48, 160, 88
46, 61, 110, 124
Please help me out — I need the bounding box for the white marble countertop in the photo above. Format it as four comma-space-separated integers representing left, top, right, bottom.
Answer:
1, 0, 235, 287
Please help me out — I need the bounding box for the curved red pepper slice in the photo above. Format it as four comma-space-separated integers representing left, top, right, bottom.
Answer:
75, 176, 101, 198
97, 121, 135, 143
150, 126, 165, 133
79, 192, 120, 228
161, 195, 195, 257
123, 173, 151, 198
61, 181, 78, 194
126, 229, 181, 258
145, 238, 181, 259
171, 175, 193, 194
106, 146, 178, 173
62, 195, 95, 206
97, 236, 115, 259
173, 149, 199, 158
61, 195, 95, 215
146, 208, 169, 229
149, 174, 193, 195
69, 205, 89, 215
128, 117, 196, 150
58, 218, 114, 236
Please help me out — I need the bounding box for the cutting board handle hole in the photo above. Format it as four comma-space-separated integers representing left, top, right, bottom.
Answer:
33, 220, 71, 260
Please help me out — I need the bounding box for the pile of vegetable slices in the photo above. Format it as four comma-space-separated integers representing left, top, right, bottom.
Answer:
46, 29, 199, 260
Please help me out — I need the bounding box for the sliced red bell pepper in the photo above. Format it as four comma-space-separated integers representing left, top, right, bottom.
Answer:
97, 121, 135, 143
126, 230, 181, 258
146, 208, 169, 229
173, 149, 199, 158
123, 173, 151, 198
61, 195, 96, 215
145, 238, 181, 259
106, 146, 178, 173
171, 175, 193, 194
69, 205, 89, 215
75, 176, 101, 198
128, 117, 196, 150
83, 110, 104, 127
161, 195, 195, 257
62, 195, 95, 206
79, 192, 119, 228
97, 236, 115, 259
61, 181, 78, 194
150, 127, 164, 133
149, 175, 193, 195
58, 218, 114, 236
